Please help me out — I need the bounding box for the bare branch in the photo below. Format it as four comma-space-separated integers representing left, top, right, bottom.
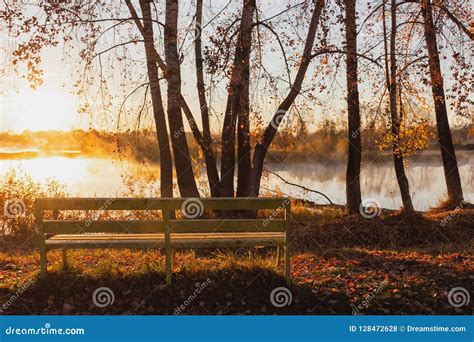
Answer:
265, 168, 334, 205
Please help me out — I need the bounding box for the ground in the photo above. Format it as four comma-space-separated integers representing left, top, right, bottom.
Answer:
0, 206, 472, 315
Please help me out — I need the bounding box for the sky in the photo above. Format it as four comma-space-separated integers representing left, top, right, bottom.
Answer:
0, 0, 470, 134
0, 27, 88, 132
0, 0, 350, 133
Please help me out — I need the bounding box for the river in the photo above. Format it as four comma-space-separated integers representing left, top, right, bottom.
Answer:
1, 151, 472, 211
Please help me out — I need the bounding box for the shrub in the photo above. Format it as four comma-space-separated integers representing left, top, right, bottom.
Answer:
0, 170, 68, 237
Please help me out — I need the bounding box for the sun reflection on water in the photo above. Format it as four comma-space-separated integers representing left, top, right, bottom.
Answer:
0, 157, 129, 196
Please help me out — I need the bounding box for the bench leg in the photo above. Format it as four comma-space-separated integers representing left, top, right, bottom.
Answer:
39, 247, 47, 279
276, 246, 281, 269
62, 249, 68, 271
285, 244, 291, 285
165, 246, 172, 286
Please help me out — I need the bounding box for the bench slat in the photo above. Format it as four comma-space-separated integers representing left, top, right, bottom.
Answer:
37, 198, 166, 211
36, 197, 290, 211
49, 232, 284, 240
42, 219, 285, 234
170, 219, 285, 233
45, 233, 285, 249
43, 220, 165, 234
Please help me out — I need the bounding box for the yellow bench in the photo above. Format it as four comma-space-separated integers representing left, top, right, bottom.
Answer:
35, 197, 291, 285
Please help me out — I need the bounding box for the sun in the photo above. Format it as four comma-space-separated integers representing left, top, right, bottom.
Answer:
1, 85, 79, 132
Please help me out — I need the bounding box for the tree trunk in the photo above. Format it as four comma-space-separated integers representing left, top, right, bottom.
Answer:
126, 0, 209, 199
344, 0, 362, 214
421, 0, 464, 206
250, 0, 324, 197
138, 0, 173, 199
383, 0, 414, 212
235, 0, 255, 198
164, 0, 200, 197
220, 0, 255, 198
220, 96, 236, 197
194, 0, 220, 197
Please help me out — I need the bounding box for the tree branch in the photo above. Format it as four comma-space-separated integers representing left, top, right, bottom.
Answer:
265, 168, 333, 205
310, 49, 382, 68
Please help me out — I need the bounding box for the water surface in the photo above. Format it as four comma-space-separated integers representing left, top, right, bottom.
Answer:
1, 151, 472, 211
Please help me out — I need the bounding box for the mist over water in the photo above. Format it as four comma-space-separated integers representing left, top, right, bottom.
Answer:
1, 150, 472, 211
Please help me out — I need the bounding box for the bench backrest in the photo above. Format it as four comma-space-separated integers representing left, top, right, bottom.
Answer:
34, 197, 291, 236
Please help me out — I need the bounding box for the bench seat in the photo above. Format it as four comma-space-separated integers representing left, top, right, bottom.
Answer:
46, 232, 286, 249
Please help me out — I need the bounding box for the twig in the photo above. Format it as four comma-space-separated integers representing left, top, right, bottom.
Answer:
264, 168, 334, 205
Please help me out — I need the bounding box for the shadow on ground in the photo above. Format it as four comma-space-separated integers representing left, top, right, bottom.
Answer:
2, 266, 351, 315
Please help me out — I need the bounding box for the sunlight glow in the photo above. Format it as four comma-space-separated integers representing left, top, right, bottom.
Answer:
1, 86, 78, 132
0, 157, 88, 185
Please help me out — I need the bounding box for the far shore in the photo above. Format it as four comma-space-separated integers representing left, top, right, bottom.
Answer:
1, 147, 472, 165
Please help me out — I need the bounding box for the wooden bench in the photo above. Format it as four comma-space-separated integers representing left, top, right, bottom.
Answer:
35, 197, 291, 285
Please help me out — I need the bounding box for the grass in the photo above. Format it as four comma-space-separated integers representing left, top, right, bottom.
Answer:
0, 206, 472, 315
